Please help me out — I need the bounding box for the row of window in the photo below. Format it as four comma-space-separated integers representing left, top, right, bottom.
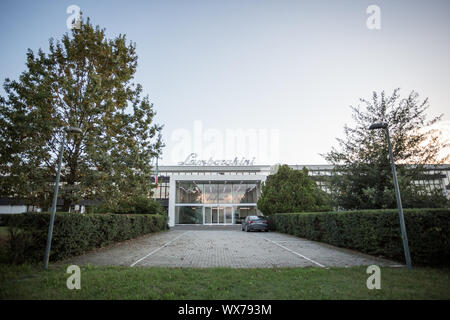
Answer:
158, 171, 262, 176
176, 182, 258, 204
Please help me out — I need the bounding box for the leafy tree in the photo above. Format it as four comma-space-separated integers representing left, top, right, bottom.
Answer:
257, 165, 331, 215
0, 18, 163, 211
324, 89, 448, 210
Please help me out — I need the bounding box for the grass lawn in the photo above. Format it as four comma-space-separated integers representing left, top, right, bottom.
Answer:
1, 264, 449, 300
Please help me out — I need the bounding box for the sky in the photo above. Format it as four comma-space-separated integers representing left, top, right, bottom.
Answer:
1, 0, 449, 165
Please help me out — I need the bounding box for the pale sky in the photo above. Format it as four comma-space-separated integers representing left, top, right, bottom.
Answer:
1, 0, 449, 165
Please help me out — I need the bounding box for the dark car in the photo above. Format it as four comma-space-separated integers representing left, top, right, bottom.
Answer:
241, 216, 269, 232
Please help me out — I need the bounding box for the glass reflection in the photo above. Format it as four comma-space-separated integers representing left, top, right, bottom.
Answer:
204, 184, 218, 203
175, 206, 203, 224
176, 182, 203, 203
175, 181, 259, 205
219, 184, 232, 204
233, 184, 245, 203
225, 207, 232, 224
244, 184, 257, 203
233, 206, 257, 224
205, 207, 212, 223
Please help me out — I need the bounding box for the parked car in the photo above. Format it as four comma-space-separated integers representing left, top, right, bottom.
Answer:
241, 215, 269, 232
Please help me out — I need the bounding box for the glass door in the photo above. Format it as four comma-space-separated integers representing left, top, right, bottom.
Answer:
212, 207, 219, 223
218, 207, 225, 223
204, 206, 234, 224
204, 207, 212, 224
225, 207, 232, 224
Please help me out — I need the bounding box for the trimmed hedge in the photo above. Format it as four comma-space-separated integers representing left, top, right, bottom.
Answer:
4, 212, 168, 264
268, 208, 450, 266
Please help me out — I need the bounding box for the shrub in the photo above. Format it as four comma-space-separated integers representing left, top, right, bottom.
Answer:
92, 196, 164, 215
258, 165, 332, 215
268, 208, 450, 266
4, 212, 168, 264
115, 196, 164, 214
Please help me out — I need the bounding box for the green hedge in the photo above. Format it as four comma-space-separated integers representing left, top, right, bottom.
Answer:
268, 208, 450, 266
4, 212, 168, 264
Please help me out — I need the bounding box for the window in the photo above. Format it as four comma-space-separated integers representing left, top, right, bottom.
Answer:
176, 182, 203, 203
203, 184, 217, 203
219, 183, 232, 204
175, 206, 203, 224
233, 184, 246, 203
243, 184, 257, 203
233, 206, 257, 224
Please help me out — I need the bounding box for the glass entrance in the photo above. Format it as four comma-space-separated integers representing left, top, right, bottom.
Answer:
224, 207, 232, 224
205, 207, 212, 224
204, 206, 233, 224
213, 207, 220, 223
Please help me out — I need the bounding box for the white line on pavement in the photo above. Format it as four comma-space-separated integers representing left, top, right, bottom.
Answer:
262, 237, 326, 268
130, 231, 190, 267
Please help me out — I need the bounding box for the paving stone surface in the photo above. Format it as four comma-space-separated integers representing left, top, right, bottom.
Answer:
62, 226, 400, 268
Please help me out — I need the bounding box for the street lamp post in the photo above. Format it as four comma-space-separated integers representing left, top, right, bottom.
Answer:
369, 122, 412, 269
43, 126, 82, 269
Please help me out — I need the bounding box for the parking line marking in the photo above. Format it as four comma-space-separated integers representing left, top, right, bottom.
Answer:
130, 231, 190, 267
262, 237, 326, 268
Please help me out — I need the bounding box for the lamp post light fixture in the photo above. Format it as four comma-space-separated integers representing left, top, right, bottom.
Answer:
369, 122, 412, 269
43, 126, 82, 269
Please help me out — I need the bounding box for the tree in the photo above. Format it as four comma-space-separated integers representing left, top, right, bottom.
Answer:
324, 89, 448, 210
0, 18, 163, 211
257, 165, 331, 215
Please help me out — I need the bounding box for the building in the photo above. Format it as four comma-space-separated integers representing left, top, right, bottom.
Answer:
152, 157, 450, 227
2, 154, 449, 222
0, 198, 30, 214
153, 163, 271, 227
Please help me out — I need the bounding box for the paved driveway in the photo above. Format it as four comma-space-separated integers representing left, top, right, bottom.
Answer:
63, 226, 400, 268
